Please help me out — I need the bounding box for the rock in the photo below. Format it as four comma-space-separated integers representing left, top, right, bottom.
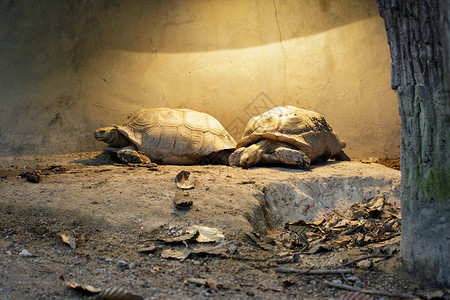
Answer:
346, 275, 363, 287
331, 279, 343, 285
19, 249, 33, 257
357, 260, 372, 269
116, 260, 128, 268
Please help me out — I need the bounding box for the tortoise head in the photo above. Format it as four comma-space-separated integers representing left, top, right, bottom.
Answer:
94, 126, 130, 147
239, 140, 270, 168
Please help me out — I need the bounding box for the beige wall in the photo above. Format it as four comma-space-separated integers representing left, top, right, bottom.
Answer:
0, 0, 400, 158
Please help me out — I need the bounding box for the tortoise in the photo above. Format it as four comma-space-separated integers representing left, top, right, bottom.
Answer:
94, 108, 236, 164
229, 106, 350, 168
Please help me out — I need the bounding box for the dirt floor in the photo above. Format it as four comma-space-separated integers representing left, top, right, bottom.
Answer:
0, 152, 445, 299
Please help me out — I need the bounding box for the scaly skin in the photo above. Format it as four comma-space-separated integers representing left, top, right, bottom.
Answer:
239, 140, 272, 168
232, 139, 311, 169
94, 127, 131, 148
275, 147, 310, 169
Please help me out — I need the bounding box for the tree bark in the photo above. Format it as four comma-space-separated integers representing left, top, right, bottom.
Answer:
376, 0, 449, 287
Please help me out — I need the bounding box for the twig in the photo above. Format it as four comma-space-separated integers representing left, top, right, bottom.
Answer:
275, 268, 353, 275
227, 255, 268, 262
324, 280, 416, 299
340, 254, 391, 267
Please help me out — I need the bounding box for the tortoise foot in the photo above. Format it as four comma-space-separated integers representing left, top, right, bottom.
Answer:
333, 150, 351, 161
117, 149, 152, 164
275, 147, 311, 169
228, 147, 246, 166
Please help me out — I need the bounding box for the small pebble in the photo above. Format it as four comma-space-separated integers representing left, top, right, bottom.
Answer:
19, 249, 33, 257
6, 251, 12, 256
357, 260, 372, 269
346, 275, 364, 287
116, 260, 128, 268
129, 262, 135, 269
331, 279, 342, 285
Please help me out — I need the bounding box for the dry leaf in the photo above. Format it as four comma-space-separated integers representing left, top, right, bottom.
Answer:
185, 277, 207, 285
61, 275, 143, 300
174, 190, 193, 208
137, 244, 163, 255
206, 278, 219, 292
367, 195, 385, 213
308, 242, 331, 254
98, 287, 144, 300
190, 226, 224, 243
246, 232, 278, 251
58, 232, 76, 249
159, 228, 198, 243
175, 170, 198, 190
60, 275, 101, 294
161, 247, 190, 260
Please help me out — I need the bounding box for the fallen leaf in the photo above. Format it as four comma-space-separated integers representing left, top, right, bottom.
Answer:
161, 247, 190, 260
367, 195, 385, 215
175, 170, 198, 190
174, 190, 193, 208
98, 287, 144, 300
137, 244, 163, 255
308, 243, 331, 254
286, 220, 323, 234
60, 275, 101, 294
368, 235, 401, 251
206, 278, 219, 292
190, 226, 225, 243
350, 203, 370, 219
185, 277, 207, 285
159, 228, 198, 243
58, 232, 76, 249
246, 232, 279, 251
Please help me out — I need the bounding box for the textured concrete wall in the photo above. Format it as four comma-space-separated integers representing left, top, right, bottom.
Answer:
0, 0, 400, 158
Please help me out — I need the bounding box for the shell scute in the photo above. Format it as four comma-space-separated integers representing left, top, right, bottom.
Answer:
237, 106, 346, 162
116, 108, 235, 164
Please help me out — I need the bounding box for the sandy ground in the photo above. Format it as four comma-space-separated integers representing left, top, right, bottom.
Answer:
0, 152, 439, 299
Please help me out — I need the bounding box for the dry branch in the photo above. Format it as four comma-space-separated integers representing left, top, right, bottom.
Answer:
275, 268, 353, 275
324, 280, 416, 299
340, 254, 391, 267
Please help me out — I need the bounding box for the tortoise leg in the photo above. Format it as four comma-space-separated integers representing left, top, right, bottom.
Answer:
117, 149, 152, 164
333, 150, 351, 161
239, 139, 276, 168
275, 147, 311, 169
228, 147, 246, 166
239, 144, 265, 168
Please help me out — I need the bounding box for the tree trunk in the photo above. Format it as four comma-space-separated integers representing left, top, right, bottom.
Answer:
376, 0, 449, 287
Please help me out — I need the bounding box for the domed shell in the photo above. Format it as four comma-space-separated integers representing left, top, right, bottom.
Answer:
116, 108, 236, 164
236, 106, 346, 162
